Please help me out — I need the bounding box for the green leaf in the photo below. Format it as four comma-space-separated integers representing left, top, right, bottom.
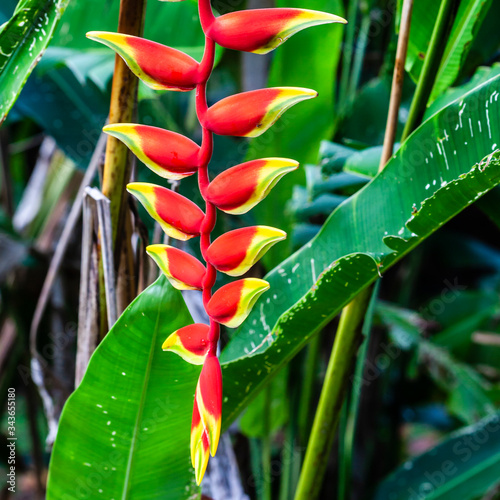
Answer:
430, 0, 493, 102
245, 0, 345, 269
373, 412, 500, 500
47, 278, 200, 500
406, 0, 492, 100
426, 64, 500, 120
220, 73, 500, 428
0, 0, 70, 124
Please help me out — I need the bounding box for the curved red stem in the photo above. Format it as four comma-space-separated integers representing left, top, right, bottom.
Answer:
196, 35, 220, 353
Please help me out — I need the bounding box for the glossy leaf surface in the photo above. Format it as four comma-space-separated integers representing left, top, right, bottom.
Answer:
220, 73, 500, 428
47, 278, 200, 499
0, 0, 70, 123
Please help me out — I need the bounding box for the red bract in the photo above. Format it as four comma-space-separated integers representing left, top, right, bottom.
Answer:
206, 8, 346, 54
162, 324, 210, 365
127, 183, 204, 241
146, 245, 206, 290
207, 226, 286, 276
202, 87, 317, 137
87, 32, 201, 91
104, 124, 200, 180
206, 158, 299, 214
89, 0, 343, 485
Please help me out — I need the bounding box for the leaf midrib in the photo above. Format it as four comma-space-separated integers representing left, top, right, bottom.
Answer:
121, 281, 165, 500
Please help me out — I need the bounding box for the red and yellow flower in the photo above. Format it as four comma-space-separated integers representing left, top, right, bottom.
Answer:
89, 0, 344, 485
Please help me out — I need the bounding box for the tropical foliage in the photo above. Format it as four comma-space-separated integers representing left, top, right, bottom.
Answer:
0, 0, 499, 499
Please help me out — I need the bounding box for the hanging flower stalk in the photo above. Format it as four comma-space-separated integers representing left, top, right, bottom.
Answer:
87, 0, 345, 484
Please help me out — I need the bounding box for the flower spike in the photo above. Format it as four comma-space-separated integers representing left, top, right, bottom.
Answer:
147, 245, 206, 290
206, 8, 346, 54
206, 158, 299, 214
207, 279, 270, 328
196, 355, 222, 457
207, 226, 286, 276
104, 124, 200, 180
87, 32, 201, 91
127, 183, 204, 241
104, 0, 346, 485
163, 324, 210, 365
202, 87, 317, 137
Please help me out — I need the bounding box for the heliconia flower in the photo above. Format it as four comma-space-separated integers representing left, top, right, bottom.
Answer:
127, 182, 204, 240
87, 32, 201, 91
104, 124, 200, 180
195, 355, 222, 458
162, 324, 210, 365
146, 244, 205, 290
190, 398, 210, 485
206, 158, 298, 214
207, 226, 286, 276
206, 278, 270, 328
202, 87, 317, 137
206, 8, 346, 54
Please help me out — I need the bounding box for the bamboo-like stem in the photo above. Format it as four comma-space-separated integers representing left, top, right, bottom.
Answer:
101, 0, 146, 243
338, 281, 380, 500
294, 3, 414, 498
381, 1, 414, 168
402, 0, 456, 141
294, 287, 372, 500
99, 0, 146, 329
262, 384, 272, 500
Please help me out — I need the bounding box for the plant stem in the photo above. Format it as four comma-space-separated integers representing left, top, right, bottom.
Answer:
262, 384, 272, 500
293, 286, 372, 500
99, 0, 146, 329
402, 0, 456, 140
294, 3, 415, 498
338, 281, 380, 500
297, 333, 321, 446
381, 0, 414, 167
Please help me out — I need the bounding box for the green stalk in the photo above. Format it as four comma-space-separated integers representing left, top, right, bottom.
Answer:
293, 286, 372, 500
402, 0, 457, 140
262, 384, 272, 500
338, 282, 380, 500
297, 333, 322, 446
98, 0, 146, 334
294, 2, 415, 497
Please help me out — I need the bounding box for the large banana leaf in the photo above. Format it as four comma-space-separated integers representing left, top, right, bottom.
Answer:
373, 412, 500, 500
220, 72, 500, 426
0, 0, 69, 124
47, 279, 200, 499
49, 74, 500, 498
